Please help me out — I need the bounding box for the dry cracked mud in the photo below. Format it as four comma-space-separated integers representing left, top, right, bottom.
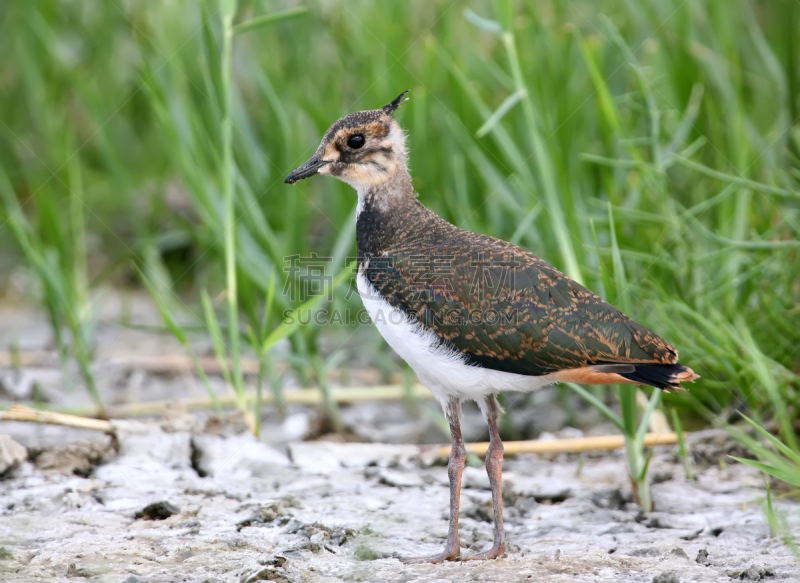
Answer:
0, 419, 798, 583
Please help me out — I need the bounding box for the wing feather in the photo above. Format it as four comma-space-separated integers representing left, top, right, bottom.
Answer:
362, 206, 677, 377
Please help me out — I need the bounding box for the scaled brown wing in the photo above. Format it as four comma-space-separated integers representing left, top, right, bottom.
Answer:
364, 236, 677, 377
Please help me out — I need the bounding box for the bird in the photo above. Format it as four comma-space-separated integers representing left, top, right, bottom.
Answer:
284, 91, 699, 563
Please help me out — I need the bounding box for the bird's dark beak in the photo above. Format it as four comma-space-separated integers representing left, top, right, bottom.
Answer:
284, 156, 329, 184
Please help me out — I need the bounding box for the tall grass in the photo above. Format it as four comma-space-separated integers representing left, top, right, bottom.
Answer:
0, 150, 102, 413
0, 0, 797, 468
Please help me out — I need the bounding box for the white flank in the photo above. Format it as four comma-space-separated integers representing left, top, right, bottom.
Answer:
356, 269, 556, 408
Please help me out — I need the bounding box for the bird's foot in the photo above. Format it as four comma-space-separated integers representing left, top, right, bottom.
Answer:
399, 545, 461, 564
459, 542, 506, 561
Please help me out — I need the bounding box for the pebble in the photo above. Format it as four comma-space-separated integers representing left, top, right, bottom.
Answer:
0, 434, 26, 475
377, 468, 424, 488
134, 500, 180, 520
652, 571, 680, 583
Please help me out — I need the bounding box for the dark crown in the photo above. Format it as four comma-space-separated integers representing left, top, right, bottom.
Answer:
317, 91, 410, 149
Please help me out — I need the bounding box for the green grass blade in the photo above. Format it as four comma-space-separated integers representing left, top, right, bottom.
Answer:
201, 289, 234, 393
738, 414, 800, 466
672, 155, 800, 200
730, 457, 800, 489
232, 7, 308, 36
138, 268, 222, 413
476, 90, 525, 138
463, 8, 502, 35
671, 408, 694, 480
567, 383, 625, 433
635, 388, 662, 448
262, 265, 353, 352
606, 203, 631, 313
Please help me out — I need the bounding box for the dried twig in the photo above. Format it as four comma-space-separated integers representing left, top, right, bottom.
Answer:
0, 406, 688, 459
433, 432, 679, 458
0, 405, 112, 432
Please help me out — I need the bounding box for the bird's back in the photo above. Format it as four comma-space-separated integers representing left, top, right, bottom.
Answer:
357, 197, 679, 379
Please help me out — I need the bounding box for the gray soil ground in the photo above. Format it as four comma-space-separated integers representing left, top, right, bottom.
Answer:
1, 297, 799, 582
1, 417, 798, 582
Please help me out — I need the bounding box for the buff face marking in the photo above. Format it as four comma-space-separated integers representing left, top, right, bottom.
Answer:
284, 91, 409, 198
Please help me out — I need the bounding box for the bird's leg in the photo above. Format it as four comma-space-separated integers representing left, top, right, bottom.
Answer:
462, 395, 507, 561
401, 397, 466, 564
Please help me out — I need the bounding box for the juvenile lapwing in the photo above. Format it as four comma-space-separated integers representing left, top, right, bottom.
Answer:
285, 92, 698, 563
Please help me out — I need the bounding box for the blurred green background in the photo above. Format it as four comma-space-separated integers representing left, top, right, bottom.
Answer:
0, 0, 798, 434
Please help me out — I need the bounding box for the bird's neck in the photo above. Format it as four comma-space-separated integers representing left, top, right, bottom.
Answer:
355, 166, 422, 257
354, 166, 415, 219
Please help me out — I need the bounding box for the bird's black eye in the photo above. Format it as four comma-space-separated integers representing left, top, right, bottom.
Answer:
347, 134, 365, 149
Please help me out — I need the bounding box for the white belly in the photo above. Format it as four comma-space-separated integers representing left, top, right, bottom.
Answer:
356, 271, 556, 407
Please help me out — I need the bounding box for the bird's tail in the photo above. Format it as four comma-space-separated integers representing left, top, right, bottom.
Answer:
590, 362, 699, 392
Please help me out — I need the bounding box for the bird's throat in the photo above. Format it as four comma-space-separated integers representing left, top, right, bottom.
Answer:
354, 167, 415, 218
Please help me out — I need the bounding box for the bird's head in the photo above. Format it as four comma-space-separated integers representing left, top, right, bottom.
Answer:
284, 91, 409, 192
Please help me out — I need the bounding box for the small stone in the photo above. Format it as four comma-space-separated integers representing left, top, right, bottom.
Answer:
591, 488, 630, 510
532, 488, 571, 505
237, 500, 290, 531
67, 563, 92, 578
668, 547, 689, 560
652, 470, 674, 484
0, 434, 27, 476
645, 516, 668, 529
240, 566, 289, 583
462, 498, 493, 523
35, 440, 112, 476
728, 565, 774, 580
354, 544, 390, 561
308, 530, 329, 552
135, 501, 180, 520
330, 527, 355, 546
629, 547, 661, 557
681, 528, 703, 541
652, 571, 680, 583
377, 468, 423, 488
258, 554, 288, 568
696, 548, 709, 565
